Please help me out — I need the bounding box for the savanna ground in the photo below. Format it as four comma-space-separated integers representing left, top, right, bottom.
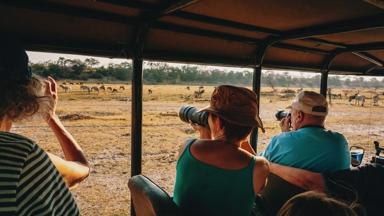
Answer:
10, 83, 384, 215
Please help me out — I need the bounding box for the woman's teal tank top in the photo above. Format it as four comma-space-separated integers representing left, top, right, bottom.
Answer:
173, 139, 256, 216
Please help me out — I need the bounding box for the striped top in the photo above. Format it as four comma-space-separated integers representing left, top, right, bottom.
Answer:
0, 131, 80, 216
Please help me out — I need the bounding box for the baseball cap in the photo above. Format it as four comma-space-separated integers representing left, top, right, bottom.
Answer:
287, 91, 328, 116
0, 37, 32, 85
200, 85, 265, 132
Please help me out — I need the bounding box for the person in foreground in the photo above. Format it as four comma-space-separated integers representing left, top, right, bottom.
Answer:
173, 85, 269, 216
271, 162, 383, 215
260, 91, 350, 172
0, 40, 90, 215
277, 191, 357, 216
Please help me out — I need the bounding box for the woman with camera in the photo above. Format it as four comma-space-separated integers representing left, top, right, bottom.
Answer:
0, 40, 89, 215
173, 85, 269, 216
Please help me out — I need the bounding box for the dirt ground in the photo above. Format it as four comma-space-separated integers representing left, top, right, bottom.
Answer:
10, 84, 384, 215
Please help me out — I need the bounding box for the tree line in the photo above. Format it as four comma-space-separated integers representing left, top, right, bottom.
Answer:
30, 57, 384, 88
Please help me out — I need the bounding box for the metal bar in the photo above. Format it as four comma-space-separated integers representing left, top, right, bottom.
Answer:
98, 0, 158, 10
131, 58, 143, 177
341, 42, 384, 52
173, 11, 282, 36
161, 0, 199, 15
250, 44, 269, 152
279, 14, 384, 41
152, 22, 261, 45
319, 53, 337, 96
320, 71, 328, 96
352, 52, 384, 67
130, 58, 143, 216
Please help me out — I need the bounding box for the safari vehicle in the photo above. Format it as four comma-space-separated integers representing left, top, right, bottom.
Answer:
1, 0, 384, 215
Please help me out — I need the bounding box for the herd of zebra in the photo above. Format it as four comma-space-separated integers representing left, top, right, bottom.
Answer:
59, 83, 126, 94
328, 89, 384, 106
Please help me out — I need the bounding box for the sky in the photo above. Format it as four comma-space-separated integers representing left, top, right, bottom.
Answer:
27, 51, 383, 81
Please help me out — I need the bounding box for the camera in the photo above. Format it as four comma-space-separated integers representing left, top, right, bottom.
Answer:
275, 110, 291, 121
179, 105, 209, 127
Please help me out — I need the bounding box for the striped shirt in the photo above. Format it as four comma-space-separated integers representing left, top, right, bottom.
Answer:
0, 131, 80, 216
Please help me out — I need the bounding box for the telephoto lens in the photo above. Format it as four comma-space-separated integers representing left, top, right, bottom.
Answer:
179, 105, 209, 127
275, 110, 290, 121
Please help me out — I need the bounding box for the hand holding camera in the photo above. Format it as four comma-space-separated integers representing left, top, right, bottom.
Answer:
275, 110, 291, 132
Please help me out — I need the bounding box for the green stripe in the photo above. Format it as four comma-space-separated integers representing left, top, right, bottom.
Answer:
0, 152, 25, 161
28, 175, 68, 215
0, 146, 28, 157
19, 151, 48, 185
0, 159, 23, 167
18, 161, 54, 198
18, 173, 65, 215
0, 189, 16, 195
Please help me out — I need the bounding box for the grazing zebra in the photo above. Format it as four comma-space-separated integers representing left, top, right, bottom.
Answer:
80, 85, 91, 94
91, 86, 100, 93
148, 89, 153, 94
119, 86, 125, 91
59, 84, 71, 93
100, 85, 106, 91
186, 86, 190, 90
349, 94, 365, 106
107, 86, 113, 91
373, 94, 379, 106
112, 88, 118, 93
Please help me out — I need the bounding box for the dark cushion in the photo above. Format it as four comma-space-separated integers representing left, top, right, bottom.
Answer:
128, 175, 180, 216
260, 173, 306, 216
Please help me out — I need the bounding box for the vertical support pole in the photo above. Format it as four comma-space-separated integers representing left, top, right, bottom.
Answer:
130, 57, 143, 216
320, 53, 336, 97
320, 70, 328, 97
131, 57, 143, 176
250, 43, 269, 152
250, 65, 262, 151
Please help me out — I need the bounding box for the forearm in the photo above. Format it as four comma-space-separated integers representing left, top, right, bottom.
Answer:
47, 115, 89, 166
270, 163, 325, 191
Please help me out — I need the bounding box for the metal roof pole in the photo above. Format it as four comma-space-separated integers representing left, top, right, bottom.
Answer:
250, 43, 269, 152
130, 23, 148, 216
320, 53, 337, 96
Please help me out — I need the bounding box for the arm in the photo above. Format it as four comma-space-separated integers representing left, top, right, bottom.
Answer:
269, 163, 325, 192
253, 156, 270, 193
44, 77, 90, 189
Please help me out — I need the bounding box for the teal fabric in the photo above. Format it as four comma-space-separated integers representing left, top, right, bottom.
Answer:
173, 139, 256, 216
260, 127, 350, 172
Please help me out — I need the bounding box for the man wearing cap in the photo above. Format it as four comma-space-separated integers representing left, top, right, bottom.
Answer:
260, 91, 350, 172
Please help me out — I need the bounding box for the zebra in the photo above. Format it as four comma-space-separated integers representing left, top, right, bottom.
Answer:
349, 94, 365, 106
119, 86, 125, 91
148, 89, 153, 94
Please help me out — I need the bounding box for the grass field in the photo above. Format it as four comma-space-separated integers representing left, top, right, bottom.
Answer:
10, 83, 384, 215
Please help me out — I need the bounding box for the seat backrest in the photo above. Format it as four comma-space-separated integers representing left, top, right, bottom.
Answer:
260, 173, 306, 216
128, 175, 180, 216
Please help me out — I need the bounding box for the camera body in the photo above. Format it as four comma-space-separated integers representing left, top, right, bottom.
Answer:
275, 110, 291, 121
179, 105, 209, 127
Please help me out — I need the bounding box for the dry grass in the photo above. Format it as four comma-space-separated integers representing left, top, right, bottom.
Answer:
10, 83, 384, 215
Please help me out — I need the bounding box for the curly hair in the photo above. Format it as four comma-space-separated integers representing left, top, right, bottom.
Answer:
0, 75, 52, 121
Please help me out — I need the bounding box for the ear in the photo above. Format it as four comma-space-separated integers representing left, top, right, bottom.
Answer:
297, 111, 305, 122
215, 116, 224, 130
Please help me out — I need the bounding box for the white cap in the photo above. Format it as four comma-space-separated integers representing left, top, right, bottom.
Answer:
287, 91, 328, 116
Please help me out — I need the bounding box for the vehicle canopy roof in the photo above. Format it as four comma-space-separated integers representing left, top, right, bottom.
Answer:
1, 0, 383, 76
